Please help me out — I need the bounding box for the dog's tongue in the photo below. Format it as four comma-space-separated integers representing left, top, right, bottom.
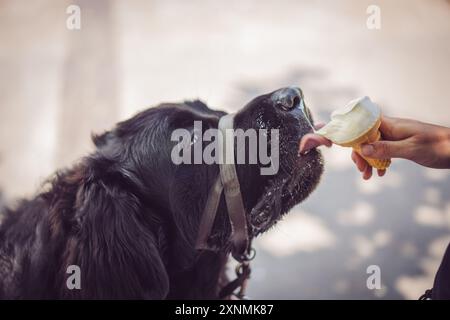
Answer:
299, 133, 332, 154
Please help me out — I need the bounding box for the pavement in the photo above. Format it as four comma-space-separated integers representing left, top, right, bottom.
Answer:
0, 0, 449, 299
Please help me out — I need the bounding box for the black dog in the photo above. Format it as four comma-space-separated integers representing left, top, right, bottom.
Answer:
0, 87, 323, 299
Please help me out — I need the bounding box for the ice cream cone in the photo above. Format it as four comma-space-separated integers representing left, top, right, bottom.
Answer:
315, 96, 391, 170
339, 118, 391, 170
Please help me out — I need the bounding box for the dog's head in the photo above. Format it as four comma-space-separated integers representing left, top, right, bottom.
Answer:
92, 87, 323, 249
233, 87, 324, 236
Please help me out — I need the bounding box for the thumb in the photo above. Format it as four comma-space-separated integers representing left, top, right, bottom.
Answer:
361, 140, 406, 159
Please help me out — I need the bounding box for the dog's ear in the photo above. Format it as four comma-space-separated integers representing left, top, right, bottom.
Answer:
91, 131, 116, 148
64, 176, 169, 299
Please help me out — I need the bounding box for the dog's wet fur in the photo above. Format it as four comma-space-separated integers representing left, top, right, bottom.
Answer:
0, 87, 323, 299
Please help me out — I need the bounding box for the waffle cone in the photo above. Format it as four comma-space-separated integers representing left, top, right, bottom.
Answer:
339, 118, 391, 170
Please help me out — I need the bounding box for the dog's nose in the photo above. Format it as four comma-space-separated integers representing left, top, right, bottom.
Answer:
271, 87, 302, 111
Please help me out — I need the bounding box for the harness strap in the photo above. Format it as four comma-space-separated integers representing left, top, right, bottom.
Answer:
218, 114, 250, 261
195, 176, 223, 250
194, 113, 253, 299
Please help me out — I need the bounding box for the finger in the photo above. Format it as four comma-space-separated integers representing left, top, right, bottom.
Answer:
379, 116, 397, 140
351, 151, 357, 164
360, 140, 407, 159
363, 165, 373, 180
299, 133, 332, 154
377, 169, 386, 177
380, 115, 416, 140
352, 151, 368, 172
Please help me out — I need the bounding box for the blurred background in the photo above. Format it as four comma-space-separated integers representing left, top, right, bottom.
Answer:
0, 0, 449, 299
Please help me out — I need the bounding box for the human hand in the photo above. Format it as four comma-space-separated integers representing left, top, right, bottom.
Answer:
299, 116, 450, 180
352, 116, 450, 179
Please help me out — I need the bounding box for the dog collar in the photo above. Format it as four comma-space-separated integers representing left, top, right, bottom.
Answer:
195, 114, 252, 262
